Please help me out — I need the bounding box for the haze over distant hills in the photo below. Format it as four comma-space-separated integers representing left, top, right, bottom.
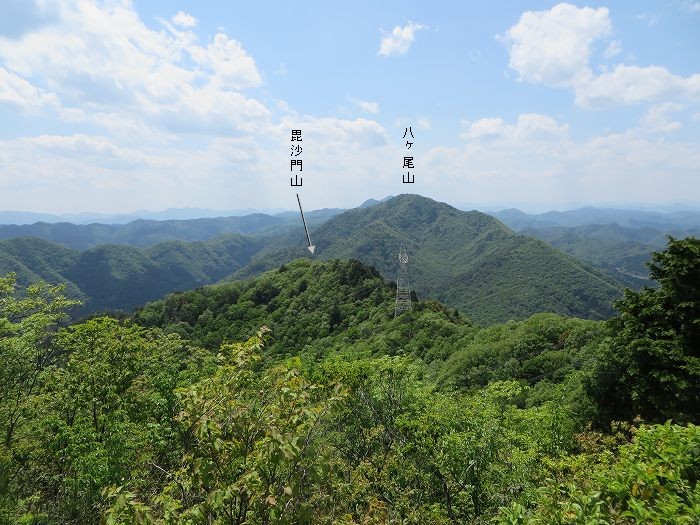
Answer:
1, 194, 698, 324
0, 207, 287, 225
0, 209, 339, 250
491, 207, 700, 289
0, 197, 394, 226
0, 194, 627, 324
491, 207, 700, 231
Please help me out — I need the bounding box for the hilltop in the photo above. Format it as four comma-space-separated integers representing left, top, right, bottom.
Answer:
0, 194, 629, 323
238, 194, 624, 324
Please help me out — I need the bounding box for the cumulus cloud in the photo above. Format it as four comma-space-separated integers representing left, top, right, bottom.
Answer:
0, 0, 266, 135
348, 96, 380, 114
172, 11, 197, 28
0, 2, 399, 212
502, 3, 700, 108
462, 114, 569, 140
189, 33, 262, 90
577, 65, 700, 107
378, 22, 427, 56
426, 111, 700, 206
501, 3, 611, 87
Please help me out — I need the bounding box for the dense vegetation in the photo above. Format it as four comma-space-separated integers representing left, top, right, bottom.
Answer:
0, 236, 697, 523
238, 194, 624, 324
0, 234, 265, 315
0, 195, 628, 324
495, 209, 699, 290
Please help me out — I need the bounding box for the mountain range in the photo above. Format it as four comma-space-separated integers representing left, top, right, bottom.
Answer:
2, 194, 697, 324
0, 207, 286, 225
491, 206, 700, 231
235, 194, 623, 324
0, 209, 341, 250
491, 208, 700, 289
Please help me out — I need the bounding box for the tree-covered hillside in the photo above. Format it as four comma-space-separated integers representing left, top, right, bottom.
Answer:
135, 258, 608, 396
0, 214, 287, 250
0, 234, 265, 314
0, 195, 628, 324
0, 237, 697, 524
238, 194, 624, 324
522, 224, 657, 288
0, 208, 344, 251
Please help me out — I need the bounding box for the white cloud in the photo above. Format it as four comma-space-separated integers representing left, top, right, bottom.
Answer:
640, 102, 684, 133
188, 33, 262, 90
0, 66, 60, 111
425, 112, 700, 206
0, 1, 403, 214
0, 1, 266, 136
501, 3, 611, 87
462, 113, 569, 140
417, 117, 431, 130
462, 117, 505, 139
502, 3, 700, 108
576, 65, 700, 107
172, 11, 197, 28
603, 40, 621, 59
378, 22, 427, 57
348, 96, 380, 114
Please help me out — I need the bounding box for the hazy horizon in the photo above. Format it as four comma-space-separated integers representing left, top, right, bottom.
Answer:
2, 193, 700, 226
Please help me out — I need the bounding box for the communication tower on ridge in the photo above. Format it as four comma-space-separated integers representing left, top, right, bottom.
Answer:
394, 243, 413, 316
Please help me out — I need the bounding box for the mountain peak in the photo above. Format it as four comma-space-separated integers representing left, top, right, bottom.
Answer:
261, 195, 622, 324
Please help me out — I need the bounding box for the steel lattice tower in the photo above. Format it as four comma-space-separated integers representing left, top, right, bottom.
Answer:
394, 243, 413, 316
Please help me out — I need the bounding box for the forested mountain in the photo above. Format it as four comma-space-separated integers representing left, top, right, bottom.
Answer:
0, 215, 285, 250
0, 195, 628, 323
520, 223, 700, 289
0, 209, 340, 250
136, 257, 607, 393
1, 238, 697, 523
492, 206, 700, 231
522, 223, 656, 288
0, 234, 264, 314
237, 194, 624, 324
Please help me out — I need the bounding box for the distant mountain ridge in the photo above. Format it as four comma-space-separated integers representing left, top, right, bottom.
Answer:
0, 197, 395, 226
236, 194, 625, 324
0, 207, 287, 225
0, 210, 338, 250
492, 206, 700, 231
4, 195, 686, 324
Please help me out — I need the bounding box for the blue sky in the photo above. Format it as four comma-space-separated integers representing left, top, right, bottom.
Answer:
0, 0, 699, 213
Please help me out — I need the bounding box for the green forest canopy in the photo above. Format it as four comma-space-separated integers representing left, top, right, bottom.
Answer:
0, 236, 697, 524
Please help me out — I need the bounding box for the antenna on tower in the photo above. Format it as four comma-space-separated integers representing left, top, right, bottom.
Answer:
395, 243, 413, 316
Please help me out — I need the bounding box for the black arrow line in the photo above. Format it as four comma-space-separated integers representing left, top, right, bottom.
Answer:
296, 194, 315, 254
